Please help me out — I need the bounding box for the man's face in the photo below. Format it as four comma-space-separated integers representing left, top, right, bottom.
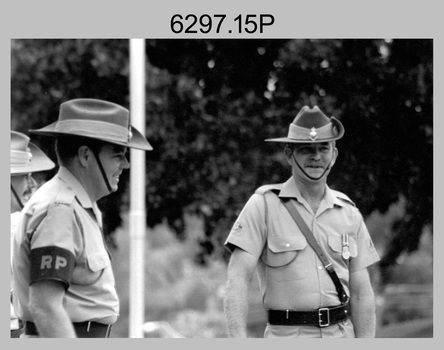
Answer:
288, 142, 338, 181
11, 173, 36, 212
93, 144, 130, 195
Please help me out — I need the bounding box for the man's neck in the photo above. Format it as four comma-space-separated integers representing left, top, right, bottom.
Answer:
293, 176, 326, 213
65, 164, 102, 203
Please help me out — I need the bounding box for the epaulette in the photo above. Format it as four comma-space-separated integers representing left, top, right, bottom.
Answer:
255, 184, 283, 195
331, 189, 356, 207
54, 186, 76, 206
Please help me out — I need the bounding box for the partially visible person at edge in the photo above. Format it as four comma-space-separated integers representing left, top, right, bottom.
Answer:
12, 99, 153, 338
10, 131, 55, 337
223, 105, 380, 338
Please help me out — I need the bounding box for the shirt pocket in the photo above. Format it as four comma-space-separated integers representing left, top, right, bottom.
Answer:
87, 250, 111, 271
327, 235, 358, 259
261, 235, 308, 280
71, 250, 111, 285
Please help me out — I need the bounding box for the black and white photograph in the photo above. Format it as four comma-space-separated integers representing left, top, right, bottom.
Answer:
3, 0, 439, 344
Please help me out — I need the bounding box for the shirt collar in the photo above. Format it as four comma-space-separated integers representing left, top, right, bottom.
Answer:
278, 176, 345, 208
57, 166, 94, 209
279, 177, 304, 200
324, 185, 345, 208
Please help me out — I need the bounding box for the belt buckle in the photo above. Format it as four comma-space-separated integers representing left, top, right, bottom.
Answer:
318, 307, 330, 327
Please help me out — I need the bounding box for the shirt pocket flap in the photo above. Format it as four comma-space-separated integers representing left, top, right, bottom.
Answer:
261, 236, 307, 268
268, 235, 307, 253
87, 250, 111, 272
328, 235, 357, 258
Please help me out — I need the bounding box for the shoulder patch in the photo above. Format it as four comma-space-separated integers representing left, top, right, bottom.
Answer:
255, 184, 283, 195
332, 190, 356, 206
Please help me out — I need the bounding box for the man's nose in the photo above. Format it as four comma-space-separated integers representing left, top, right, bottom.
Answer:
27, 174, 37, 188
122, 156, 130, 169
310, 149, 322, 160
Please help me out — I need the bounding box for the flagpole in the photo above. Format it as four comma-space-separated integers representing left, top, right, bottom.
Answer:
128, 38, 146, 338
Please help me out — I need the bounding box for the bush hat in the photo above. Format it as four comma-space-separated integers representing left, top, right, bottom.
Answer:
11, 131, 55, 175
265, 105, 344, 143
30, 98, 153, 151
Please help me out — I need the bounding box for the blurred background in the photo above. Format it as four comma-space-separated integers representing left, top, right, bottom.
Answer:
10, 39, 433, 338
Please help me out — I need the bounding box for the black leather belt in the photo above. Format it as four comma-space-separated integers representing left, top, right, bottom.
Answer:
25, 320, 112, 338
268, 303, 350, 327
10, 327, 24, 338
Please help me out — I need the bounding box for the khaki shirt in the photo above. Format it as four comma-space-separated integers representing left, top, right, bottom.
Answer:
225, 177, 380, 337
10, 212, 20, 331
12, 167, 119, 325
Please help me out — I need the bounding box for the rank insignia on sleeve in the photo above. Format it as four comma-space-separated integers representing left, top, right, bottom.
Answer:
234, 222, 243, 231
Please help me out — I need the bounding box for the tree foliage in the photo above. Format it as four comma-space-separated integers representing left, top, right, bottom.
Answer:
11, 39, 432, 276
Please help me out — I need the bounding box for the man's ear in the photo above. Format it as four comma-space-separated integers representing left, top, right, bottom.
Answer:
330, 147, 338, 167
284, 146, 293, 166
77, 146, 91, 167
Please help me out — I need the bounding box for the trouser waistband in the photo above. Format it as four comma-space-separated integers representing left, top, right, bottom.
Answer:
25, 320, 112, 338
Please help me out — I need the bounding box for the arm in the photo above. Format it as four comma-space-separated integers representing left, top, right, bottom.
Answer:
349, 268, 377, 337
29, 280, 76, 338
224, 247, 258, 337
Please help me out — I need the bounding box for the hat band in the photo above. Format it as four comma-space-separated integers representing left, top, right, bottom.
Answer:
11, 149, 32, 166
288, 122, 336, 141
55, 119, 130, 143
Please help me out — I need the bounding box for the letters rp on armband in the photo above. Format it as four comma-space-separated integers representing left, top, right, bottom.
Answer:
30, 246, 75, 288
170, 14, 275, 35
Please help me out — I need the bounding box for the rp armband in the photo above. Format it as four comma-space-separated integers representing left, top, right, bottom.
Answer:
30, 246, 75, 289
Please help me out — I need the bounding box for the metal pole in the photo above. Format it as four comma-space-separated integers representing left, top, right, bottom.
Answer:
129, 38, 146, 338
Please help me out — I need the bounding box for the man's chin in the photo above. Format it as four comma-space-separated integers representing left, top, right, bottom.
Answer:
305, 168, 324, 177
108, 178, 120, 191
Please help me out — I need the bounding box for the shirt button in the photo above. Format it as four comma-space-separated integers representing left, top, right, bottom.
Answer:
321, 291, 327, 296
318, 266, 323, 270
285, 243, 290, 248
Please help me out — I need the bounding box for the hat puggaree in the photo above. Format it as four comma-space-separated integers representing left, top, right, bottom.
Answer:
11, 131, 55, 175
266, 105, 344, 143
30, 98, 153, 151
